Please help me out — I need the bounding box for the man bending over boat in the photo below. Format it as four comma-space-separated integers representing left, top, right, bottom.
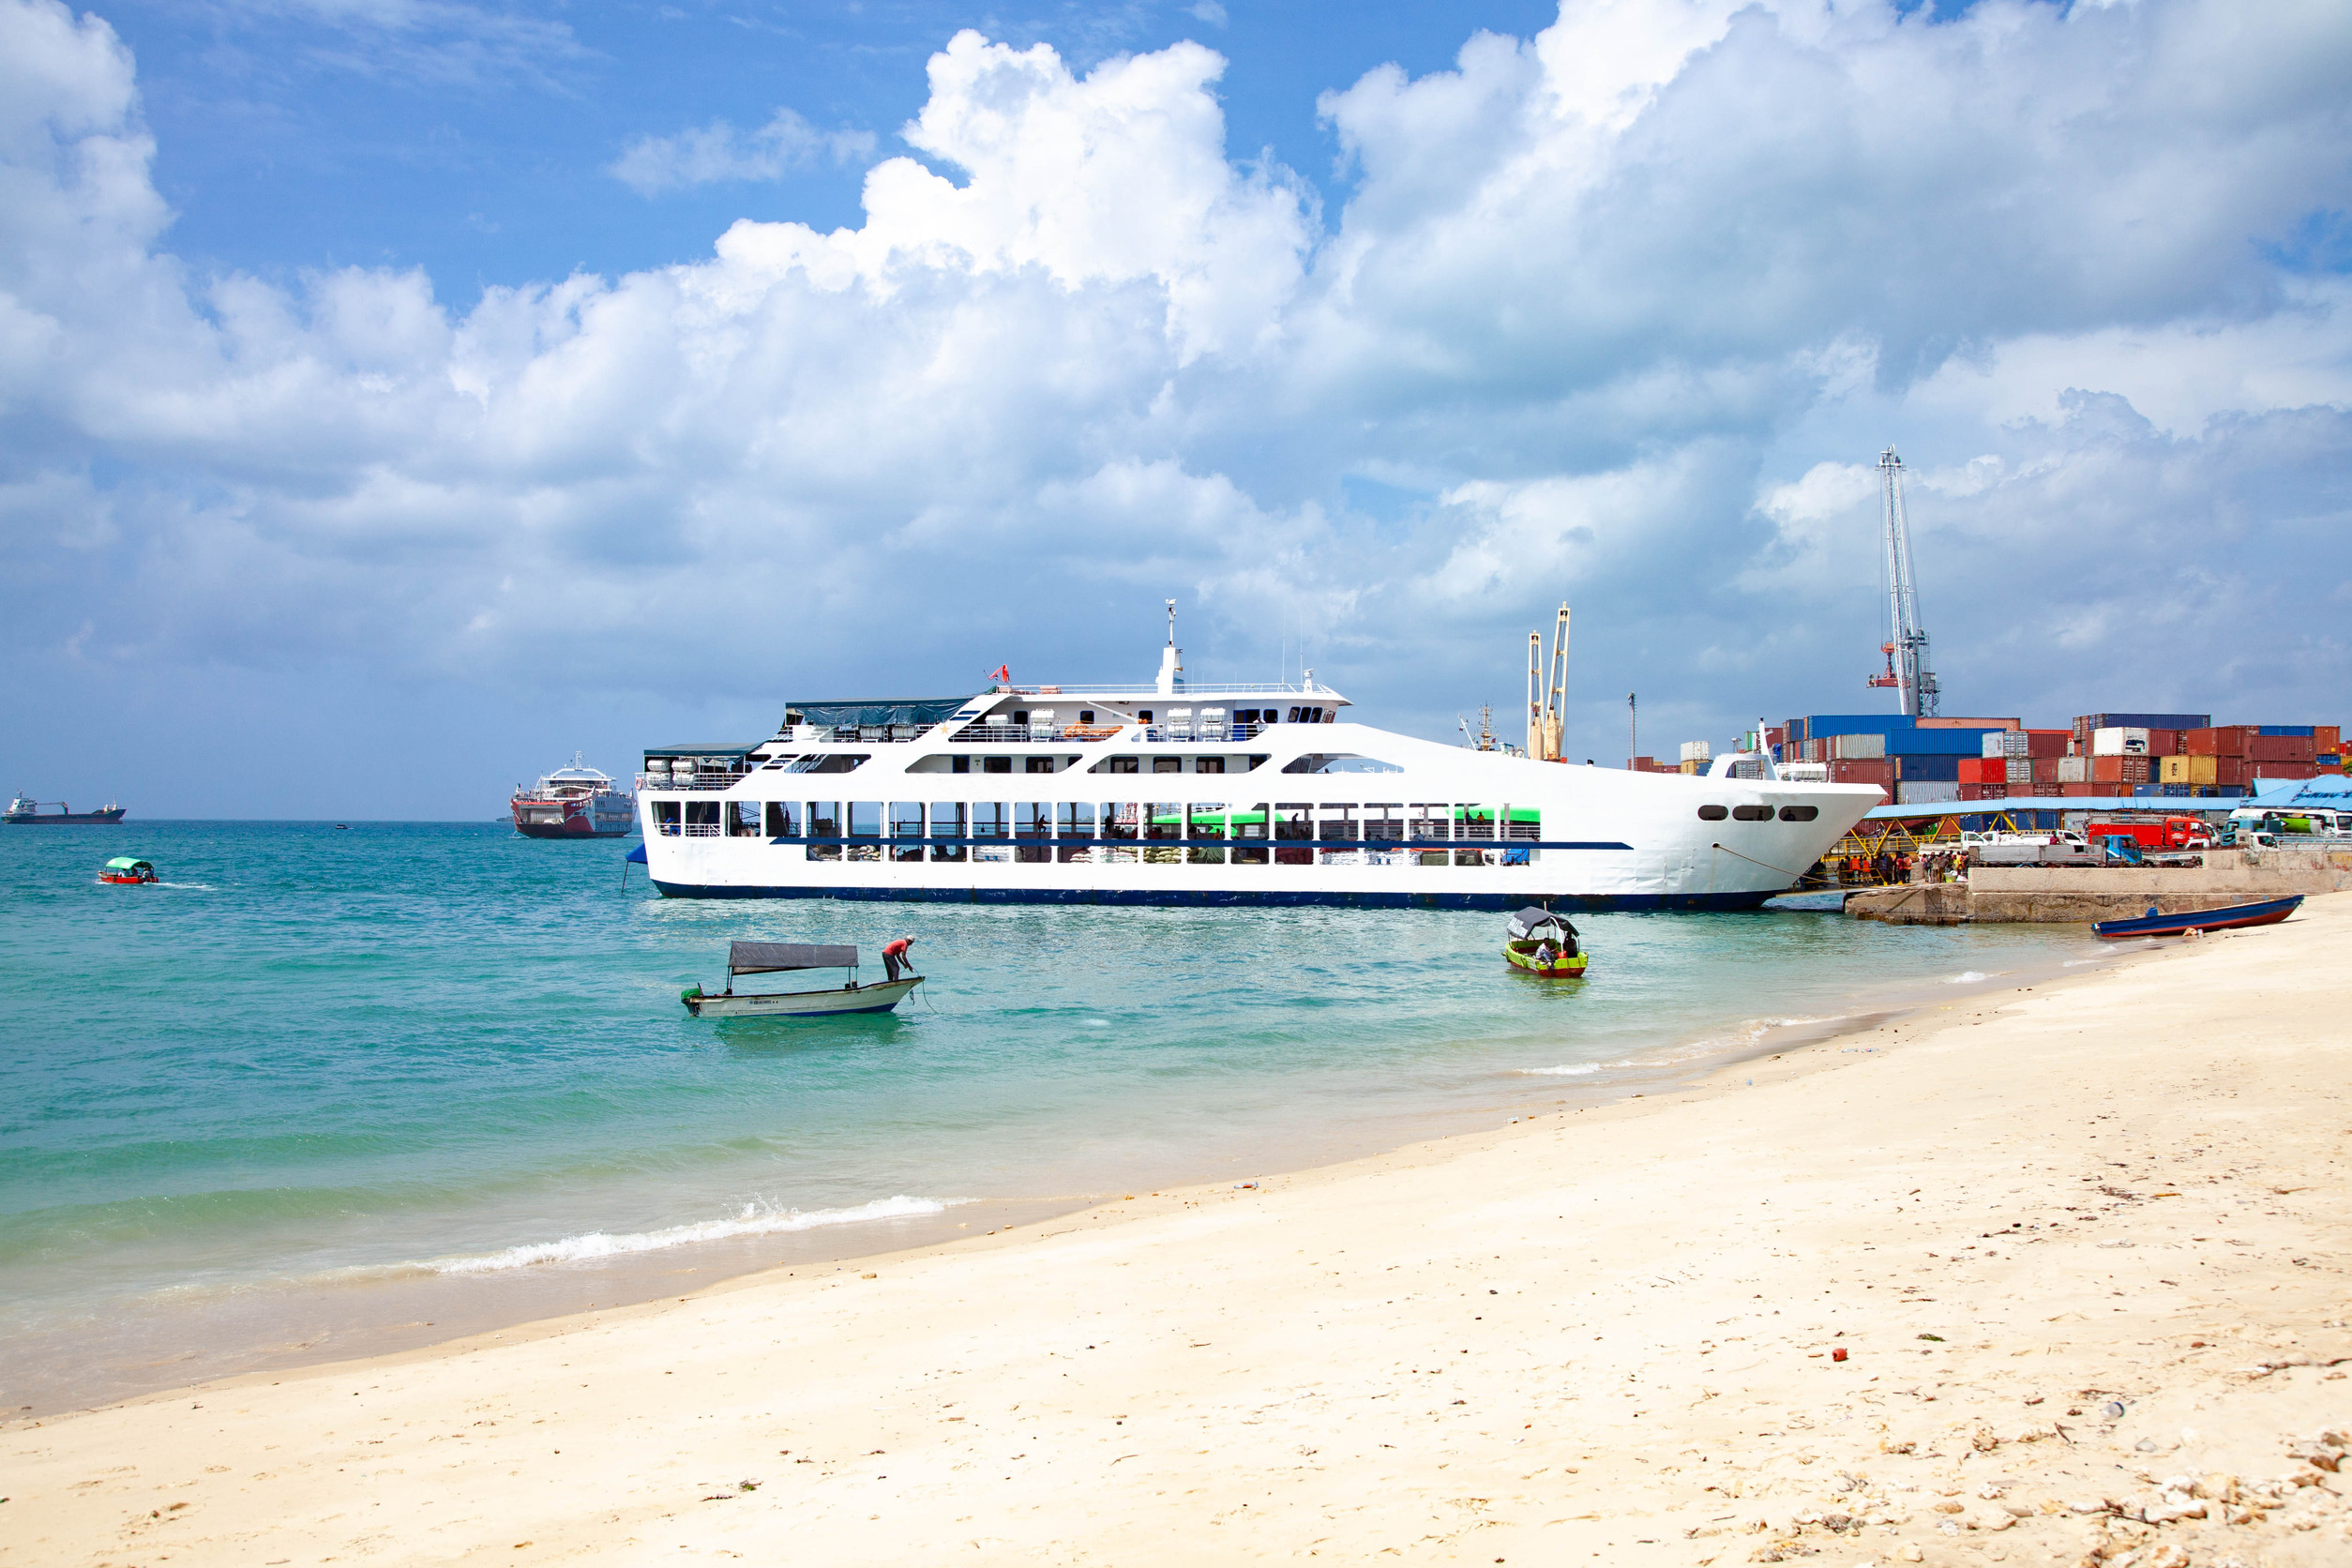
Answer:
882, 936, 916, 983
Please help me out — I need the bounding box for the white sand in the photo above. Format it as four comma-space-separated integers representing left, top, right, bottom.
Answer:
8, 896, 2350, 1566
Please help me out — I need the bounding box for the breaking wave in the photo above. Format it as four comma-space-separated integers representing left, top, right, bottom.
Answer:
424, 1195, 956, 1274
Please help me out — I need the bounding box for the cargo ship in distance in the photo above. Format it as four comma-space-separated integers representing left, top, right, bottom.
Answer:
7, 793, 127, 824
635, 625, 1884, 911
510, 757, 636, 838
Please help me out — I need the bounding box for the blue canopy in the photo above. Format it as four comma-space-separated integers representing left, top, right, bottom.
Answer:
626, 843, 647, 863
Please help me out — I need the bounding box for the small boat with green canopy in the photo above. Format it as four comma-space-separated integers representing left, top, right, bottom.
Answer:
98, 856, 158, 884
681, 941, 922, 1018
1503, 905, 1587, 977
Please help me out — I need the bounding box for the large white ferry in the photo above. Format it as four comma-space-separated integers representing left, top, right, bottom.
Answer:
636, 630, 1881, 911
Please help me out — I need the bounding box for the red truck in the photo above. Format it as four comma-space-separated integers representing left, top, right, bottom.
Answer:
2085, 816, 2211, 851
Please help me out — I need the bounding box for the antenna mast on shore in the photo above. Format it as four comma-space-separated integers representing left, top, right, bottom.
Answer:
1865, 447, 1939, 716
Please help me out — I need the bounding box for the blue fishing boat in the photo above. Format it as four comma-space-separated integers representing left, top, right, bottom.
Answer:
2092, 894, 2301, 940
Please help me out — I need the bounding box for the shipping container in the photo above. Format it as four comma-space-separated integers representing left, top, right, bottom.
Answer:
2004, 757, 2032, 784
2159, 755, 2192, 784
2058, 756, 2089, 784
1896, 781, 1962, 805
2060, 782, 2103, 798
1897, 755, 1962, 782
2146, 728, 2182, 755
1680, 740, 1712, 762
2187, 755, 2218, 786
2248, 733, 2315, 762
2214, 757, 2253, 787
2317, 725, 2341, 750
2032, 758, 2060, 784
1918, 716, 2019, 731
2090, 755, 2152, 783
1829, 733, 1887, 760
2092, 727, 2151, 756
1827, 758, 1895, 789
1983, 731, 2015, 758
2255, 762, 2318, 782
2025, 730, 2071, 759
2255, 725, 2314, 737
2079, 712, 2211, 731
2185, 727, 2253, 757
1957, 782, 2003, 802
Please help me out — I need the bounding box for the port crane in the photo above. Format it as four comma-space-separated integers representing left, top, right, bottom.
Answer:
1525, 603, 1570, 761
1865, 446, 1939, 716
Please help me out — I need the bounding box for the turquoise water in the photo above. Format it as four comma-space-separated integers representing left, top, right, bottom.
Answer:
1, 821, 2106, 1404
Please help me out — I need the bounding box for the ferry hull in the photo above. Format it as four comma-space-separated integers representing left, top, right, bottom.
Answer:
651, 880, 1777, 912
510, 796, 634, 838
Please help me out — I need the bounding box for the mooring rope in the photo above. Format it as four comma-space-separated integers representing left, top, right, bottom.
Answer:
1710, 840, 1815, 881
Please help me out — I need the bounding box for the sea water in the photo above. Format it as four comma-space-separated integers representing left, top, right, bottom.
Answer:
1, 821, 2105, 1408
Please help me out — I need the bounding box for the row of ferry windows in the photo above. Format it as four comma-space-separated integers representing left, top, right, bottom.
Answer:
1698, 804, 1819, 822
654, 801, 1542, 841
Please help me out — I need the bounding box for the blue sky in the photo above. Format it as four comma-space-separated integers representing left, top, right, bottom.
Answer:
3, 0, 2348, 817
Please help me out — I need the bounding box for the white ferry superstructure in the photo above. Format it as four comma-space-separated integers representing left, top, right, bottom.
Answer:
636, 641, 1881, 912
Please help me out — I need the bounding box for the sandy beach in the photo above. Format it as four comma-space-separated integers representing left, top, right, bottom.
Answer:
8, 898, 2348, 1567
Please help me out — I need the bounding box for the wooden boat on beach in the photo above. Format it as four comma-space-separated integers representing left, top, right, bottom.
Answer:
2091, 894, 2302, 940
682, 940, 922, 1018
1503, 905, 1588, 977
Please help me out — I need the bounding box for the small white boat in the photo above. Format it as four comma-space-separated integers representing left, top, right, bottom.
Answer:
683, 940, 922, 1018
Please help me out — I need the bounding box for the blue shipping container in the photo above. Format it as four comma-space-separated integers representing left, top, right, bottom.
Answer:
1895, 755, 1962, 781
2255, 725, 2314, 736
2083, 712, 2209, 730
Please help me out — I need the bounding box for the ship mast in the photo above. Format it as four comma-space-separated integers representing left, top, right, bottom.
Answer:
1865, 447, 1939, 716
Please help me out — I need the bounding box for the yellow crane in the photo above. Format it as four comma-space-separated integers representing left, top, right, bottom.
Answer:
1525, 603, 1571, 761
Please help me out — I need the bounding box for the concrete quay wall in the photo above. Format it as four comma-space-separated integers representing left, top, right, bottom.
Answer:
1846, 847, 2352, 925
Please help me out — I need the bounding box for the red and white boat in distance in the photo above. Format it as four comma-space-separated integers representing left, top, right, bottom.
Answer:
511, 756, 637, 838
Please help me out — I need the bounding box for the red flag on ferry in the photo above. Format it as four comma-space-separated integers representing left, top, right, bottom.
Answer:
990, 664, 1010, 684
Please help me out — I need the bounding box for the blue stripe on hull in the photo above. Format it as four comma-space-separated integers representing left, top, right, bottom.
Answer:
650, 881, 1774, 912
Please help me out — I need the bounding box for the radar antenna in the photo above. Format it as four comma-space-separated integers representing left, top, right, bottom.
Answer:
1864, 447, 1939, 716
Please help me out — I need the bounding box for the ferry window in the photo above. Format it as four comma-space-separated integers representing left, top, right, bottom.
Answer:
655, 800, 682, 836
764, 801, 800, 837
1458, 806, 1497, 840
848, 802, 882, 837
929, 802, 967, 837
1018, 803, 1051, 838
1409, 804, 1450, 841
729, 801, 761, 837
1696, 805, 1728, 821
1057, 802, 1095, 837
1779, 805, 1819, 822
1144, 803, 1184, 840
1103, 803, 1139, 839
686, 800, 721, 835
1197, 756, 1226, 775
1236, 709, 1259, 726
951, 756, 971, 775
1153, 757, 1183, 774
1317, 805, 1359, 842
1234, 803, 1270, 840
808, 801, 841, 837
1138, 709, 1153, 723
972, 802, 1009, 838
1186, 806, 1226, 841
1731, 805, 1772, 822
1013, 710, 1029, 727
1364, 803, 1404, 840
1095, 755, 1139, 774
983, 756, 1012, 774
808, 754, 866, 773
1026, 757, 1055, 774
1504, 808, 1539, 841
1078, 710, 1096, 725
890, 802, 924, 837
1274, 804, 1313, 841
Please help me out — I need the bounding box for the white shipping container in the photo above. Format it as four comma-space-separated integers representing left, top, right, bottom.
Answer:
2003, 731, 2029, 757
2005, 758, 2033, 783
1982, 732, 2007, 758
1680, 740, 1712, 762
1779, 761, 1831, 782
1896, 781, 1961, 805
2092, 727, 2150, 756
1830, 732, 1887, 760
2058, 756, 2090, 783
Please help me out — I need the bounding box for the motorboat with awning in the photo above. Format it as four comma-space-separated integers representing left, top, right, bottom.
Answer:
1503, 905, 1587, 976
98, 856, 158, 884
681, 940, 922, 1018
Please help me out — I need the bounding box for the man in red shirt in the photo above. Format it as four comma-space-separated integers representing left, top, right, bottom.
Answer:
882, 936, 915, 983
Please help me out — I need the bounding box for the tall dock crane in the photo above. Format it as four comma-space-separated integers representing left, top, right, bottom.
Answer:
1525, 603, 1570, 761
1865, 446, 1939, 716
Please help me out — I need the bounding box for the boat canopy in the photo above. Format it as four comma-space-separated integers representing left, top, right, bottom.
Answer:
784, 697, 974, 731
1507, 906, 1575, 940
105, 856, 151, 871
729, 941, 858, 974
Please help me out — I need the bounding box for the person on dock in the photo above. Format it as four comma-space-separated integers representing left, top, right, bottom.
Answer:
882, 935, 916, 983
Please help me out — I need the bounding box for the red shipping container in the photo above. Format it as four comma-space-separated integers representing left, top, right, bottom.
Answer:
1958, 757, 2000, 784
2248, 733, 2315, 762
1828, 759, 1895, 786
2213, 757, 2253, 787
1958, 783, 2005, 801
2260, 761, 2317, 780
2025, 730, 2071, 759
2316, 724, 2341, 750
2146, 728, 2181, 755
2060, 782, 2102, 797
2089, 755, 2151, 783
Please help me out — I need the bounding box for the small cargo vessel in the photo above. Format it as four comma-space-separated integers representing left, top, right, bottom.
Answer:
682, 940, 922, 1018
8, 793, 127, 825
98, 857, 158, 884
511, 755, 636, 838
2093, 894, 2302, 940
1503, 905, 1588, 977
